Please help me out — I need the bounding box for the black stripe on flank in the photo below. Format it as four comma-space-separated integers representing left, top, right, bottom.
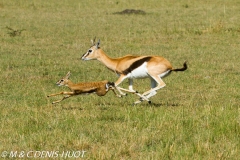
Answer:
122, 57, 151, 75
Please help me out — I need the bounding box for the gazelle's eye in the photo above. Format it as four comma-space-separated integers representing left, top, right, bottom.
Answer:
88, 50, 92, 53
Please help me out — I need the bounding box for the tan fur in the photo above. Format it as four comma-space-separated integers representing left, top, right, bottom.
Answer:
81, 39, 187, 104
47, 71, 119, 104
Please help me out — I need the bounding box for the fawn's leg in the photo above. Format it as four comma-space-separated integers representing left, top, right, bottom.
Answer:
47, 91, 75, 104
52, 95, 72, 104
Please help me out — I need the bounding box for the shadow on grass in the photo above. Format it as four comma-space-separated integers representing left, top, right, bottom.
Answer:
139, 102, 180, 107
61, 106, 84, 110
60, 102, 117, 110
59, 101, 180, 110
113, 9, 146, 15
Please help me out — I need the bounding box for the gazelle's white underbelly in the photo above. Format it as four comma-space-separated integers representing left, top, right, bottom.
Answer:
126, 62, 149, 79
125, 62, 171, 79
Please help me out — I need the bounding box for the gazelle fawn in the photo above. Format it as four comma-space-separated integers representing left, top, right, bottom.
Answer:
81, 38, 187, 104
47, 71, 119, 104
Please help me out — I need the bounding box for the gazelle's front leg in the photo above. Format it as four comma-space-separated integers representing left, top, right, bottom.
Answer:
128, 79, 152, 103
128, 79, 134, 91
114, 75, 128, 96
109, 88, 122, 98
115, 75, 137, 95
115, 75, 151, 103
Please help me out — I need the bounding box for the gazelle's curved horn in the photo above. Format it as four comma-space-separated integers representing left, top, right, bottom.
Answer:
91, 37, 96, 45
96, 39, 100, 49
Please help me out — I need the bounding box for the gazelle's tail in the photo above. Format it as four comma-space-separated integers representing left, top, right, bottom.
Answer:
171, 61, 188, 72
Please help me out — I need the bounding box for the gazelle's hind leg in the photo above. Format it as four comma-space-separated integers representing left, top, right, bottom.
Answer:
142, 75, 166, 98
134, 78, 157, 104
146, 78, 157, 98
134, 70, 171, 104
134, 74, 167, 104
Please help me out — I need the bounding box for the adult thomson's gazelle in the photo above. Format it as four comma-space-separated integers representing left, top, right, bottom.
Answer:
81, 38, 187, 104
47, 71, 119, 104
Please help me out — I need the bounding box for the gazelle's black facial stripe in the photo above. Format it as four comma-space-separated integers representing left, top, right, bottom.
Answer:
81, 52, 89, 59
81, 47, 94, 59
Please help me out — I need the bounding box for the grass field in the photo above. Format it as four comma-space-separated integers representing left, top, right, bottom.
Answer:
0, 0, 239, 159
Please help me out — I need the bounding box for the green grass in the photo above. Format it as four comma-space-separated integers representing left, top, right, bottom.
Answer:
0, 0, 239, 159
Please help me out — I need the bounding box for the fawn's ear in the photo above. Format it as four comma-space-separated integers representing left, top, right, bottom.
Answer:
65, 71, 71, 79
105, 83, 109, 90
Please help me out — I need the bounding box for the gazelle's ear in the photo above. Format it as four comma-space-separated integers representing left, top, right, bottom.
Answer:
65, 71, 71, 79
96, 39, 100, 49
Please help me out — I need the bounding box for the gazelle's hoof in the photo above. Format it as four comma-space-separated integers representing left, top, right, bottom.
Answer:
134, 98, 151, 105
117, 95, 122, 98
133, 100, 143, 105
